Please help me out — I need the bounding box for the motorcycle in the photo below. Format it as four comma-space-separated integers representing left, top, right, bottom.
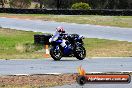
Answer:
50, 34, 86, 61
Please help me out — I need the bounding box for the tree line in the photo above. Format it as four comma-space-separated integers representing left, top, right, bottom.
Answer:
0, 0, 132, 9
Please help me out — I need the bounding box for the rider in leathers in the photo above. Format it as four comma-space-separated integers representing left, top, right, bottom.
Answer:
49, 26, 68, 51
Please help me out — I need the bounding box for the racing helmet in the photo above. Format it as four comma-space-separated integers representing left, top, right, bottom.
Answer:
56, 26, 65, 33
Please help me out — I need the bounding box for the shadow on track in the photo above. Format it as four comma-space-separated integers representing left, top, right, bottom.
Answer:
51, 58, 86, 62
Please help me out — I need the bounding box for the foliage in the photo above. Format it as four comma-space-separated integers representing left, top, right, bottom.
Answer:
2, 0, 132, 9
35, 4, 39, 9
71, 2, 91, 10
9, 0, 32, 8
0, 0, 7, 8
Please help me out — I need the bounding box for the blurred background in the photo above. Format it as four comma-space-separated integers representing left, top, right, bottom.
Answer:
0, 0, 132, 9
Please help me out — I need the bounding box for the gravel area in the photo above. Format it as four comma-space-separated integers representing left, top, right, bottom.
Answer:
0, 74, 77, 88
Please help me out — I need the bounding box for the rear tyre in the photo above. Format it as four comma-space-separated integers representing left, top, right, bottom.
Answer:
50, 46, 62, 61
75, 46, 86, 60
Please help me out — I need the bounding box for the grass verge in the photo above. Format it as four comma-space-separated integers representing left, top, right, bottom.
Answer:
0, 28, 132, 59
0, 28, 44, 59
84, 38, 132, 57
0, 13, 132, 28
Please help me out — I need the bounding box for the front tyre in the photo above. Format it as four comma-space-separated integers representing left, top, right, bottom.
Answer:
75, 46, 86, 60
50, 46, 62, 61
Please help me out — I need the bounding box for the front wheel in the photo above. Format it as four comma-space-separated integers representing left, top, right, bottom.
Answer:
50, 46, 62, 61
75, 46, 86, 60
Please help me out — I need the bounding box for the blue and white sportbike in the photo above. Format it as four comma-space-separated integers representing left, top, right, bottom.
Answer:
50, 34, 86, 61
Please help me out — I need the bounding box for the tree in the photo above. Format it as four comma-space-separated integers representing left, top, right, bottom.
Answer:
29, 0, 132, 9
127, 0, 132, 9
42, 0, 60, 9
56, 0, 69, 9
57, 0, 60, 9
37, 0, 44, 9
0, 0, 130, 9
10, 0, 32, 9
0, 0, 6, 8
36, 0, 53, 9
71, 2, 91, 10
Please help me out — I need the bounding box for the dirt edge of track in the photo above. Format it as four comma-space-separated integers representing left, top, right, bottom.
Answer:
0, 74, 78, 88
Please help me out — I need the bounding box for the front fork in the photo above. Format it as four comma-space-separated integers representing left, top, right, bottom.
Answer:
55, 45, 60, 50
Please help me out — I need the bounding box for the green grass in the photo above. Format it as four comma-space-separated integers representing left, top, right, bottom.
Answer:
84, 38, 132, 57
0, 28, 44, 59
0, 13, 132, 28
0, 28, 132, 59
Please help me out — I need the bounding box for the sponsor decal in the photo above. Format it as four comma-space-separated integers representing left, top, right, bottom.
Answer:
77, 66, 131, 85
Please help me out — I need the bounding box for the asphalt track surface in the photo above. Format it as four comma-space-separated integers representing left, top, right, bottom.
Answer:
52, 82, 132, 88
0, 17, 132, 42
0, 57, 132, 75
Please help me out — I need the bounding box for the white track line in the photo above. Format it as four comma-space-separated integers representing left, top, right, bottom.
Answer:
0, 71, 131, 76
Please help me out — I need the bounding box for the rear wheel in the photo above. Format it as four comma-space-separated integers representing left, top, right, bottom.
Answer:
50, 46, 62, 61
75, 46, 86, 60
